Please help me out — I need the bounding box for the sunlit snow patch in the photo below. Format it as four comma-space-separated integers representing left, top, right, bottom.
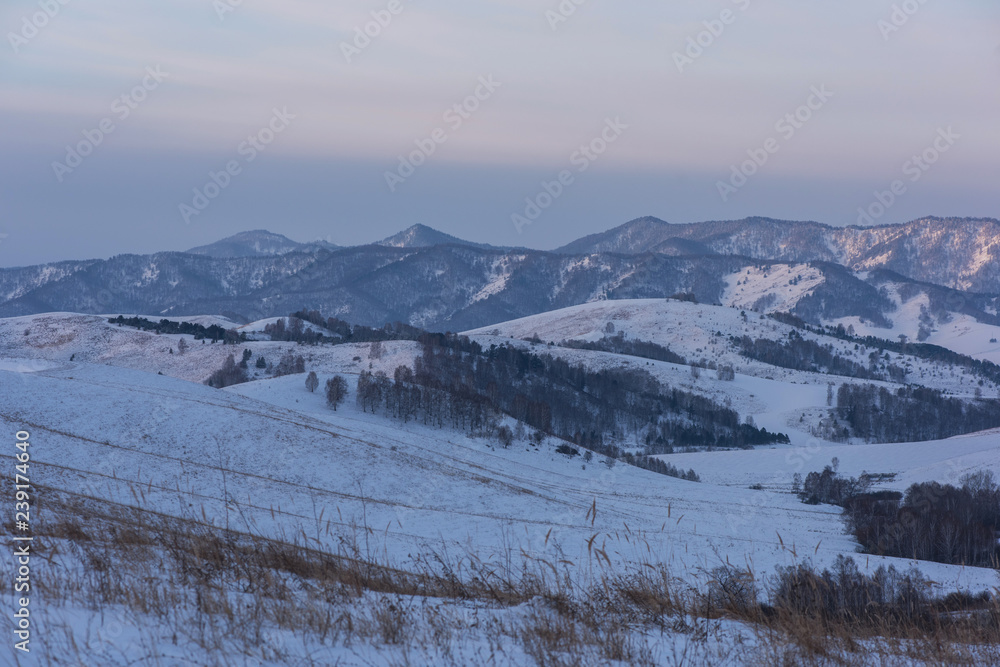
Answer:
723, 263, 824, 313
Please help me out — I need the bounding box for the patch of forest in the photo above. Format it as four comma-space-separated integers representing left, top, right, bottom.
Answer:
265, 310, 425, 345
797, 463, 1000, 568
386, 333, 787, 453
822, 383, 1000, 443
109, 315, 244, 343
733, 330, 906, 382
356, 361, 704, 482
561, 333, 687, 365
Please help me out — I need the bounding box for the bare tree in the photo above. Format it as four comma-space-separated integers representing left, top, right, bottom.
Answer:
205, 354, 248, 388
177, 338, 189, 355
326, 375, 348, 410
273, 352, 306, 377
305, 371, 319, 393
369, 340, 384, 360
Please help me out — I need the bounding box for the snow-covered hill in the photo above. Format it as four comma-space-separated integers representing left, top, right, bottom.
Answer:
723, 264, 826, 313
465, 299, 999, 399
4, 350, 997, 594
3, 304, 1000, 665
825, 284, 1000, 365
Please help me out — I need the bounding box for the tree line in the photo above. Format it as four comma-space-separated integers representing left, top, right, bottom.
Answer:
734, 330, 906, 382
799, 463, 1000, 568
355, 363, 703, 482
832, 383, 1000, 443
110, 315, 245, 344
845, 474, 1000, 568
265, 310, 425, 345
561, 333, 687, 365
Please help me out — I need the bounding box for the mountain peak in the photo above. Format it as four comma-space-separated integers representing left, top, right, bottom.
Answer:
378, 224, 495, 250
187, 230, 305, 258
186, 230, 341, 258
554, 216, 671, 255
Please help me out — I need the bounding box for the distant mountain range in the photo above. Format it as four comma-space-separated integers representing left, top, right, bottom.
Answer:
556, 216, 1000, 294
185, 224, 497, 258
0, 216, 996, 331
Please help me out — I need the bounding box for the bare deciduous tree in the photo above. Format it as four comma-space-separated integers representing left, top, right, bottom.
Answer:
326, 375, 348, 410
205, 354, 248, 389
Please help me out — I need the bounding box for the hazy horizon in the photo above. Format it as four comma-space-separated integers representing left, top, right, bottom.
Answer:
2, 0, 998, 266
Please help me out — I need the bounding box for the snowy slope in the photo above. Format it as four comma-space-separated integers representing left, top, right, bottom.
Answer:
3, 359, 996, 600
1, 309, 997, 584
722, 264, 825, 313
4, 304, 1000, 665
826, 284, 1000, 365
464, 299, 998, 398
1, 308, 993, 450
0, 312, 410, 384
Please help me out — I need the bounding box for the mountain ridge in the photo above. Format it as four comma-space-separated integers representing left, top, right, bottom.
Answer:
555, 215, 1000, 292
1, 216, 997, 331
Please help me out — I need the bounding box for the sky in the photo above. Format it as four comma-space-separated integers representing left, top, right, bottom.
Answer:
0, 0, 998, 266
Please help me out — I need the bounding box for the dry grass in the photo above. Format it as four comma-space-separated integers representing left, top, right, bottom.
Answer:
2, 483, 998, 666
